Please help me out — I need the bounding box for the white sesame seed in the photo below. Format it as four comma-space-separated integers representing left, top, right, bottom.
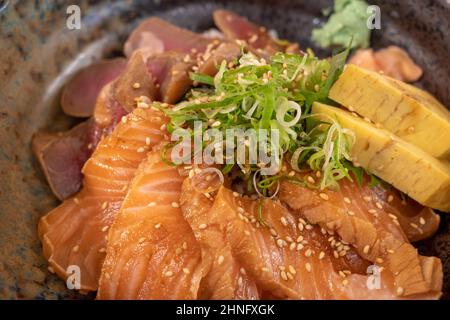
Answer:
289, 242, 296, 251
145, 137, 151, 145
333, 250, 339, 259
363, 245, 370, 254
276, 239, 285, 248
72, 245, 79, 253
305, 263, 312, 272
419, 217, 426, 225
148, 202, 156, 207
182, 242, 188, 250
347, 210, 355, 216
344, 197, 351, 204
376, 257, 384, 264
132, 82, 141, 89
319, 251, 325, 260
280, 271, 288, 281
155, 223, 161, 229
101, 226, 109, 232
211, 121, 221, 127
238, 277, 243, 286
342, 279, 349, 286
138, 237, 146, 243
160, 124, 166, 131
296, 236, 304, 243
387, 195, 394, 202
199, 223, 208, 230
121, 116, 127, 124
101, 202, 108, 210
73, 197, 80, 205
368, 209, 377, 214
319, 193, 329, 201
410, 222, 419, 229
164, 271, 173, 277
171, 202, 180, 208
270, 228, 278, 237
376, 202, 383, 209
396, 286, 404, 296
137, 147, 146, 153
305, 249, 312, 257
232, 192, 240, 197
240, 268, 246, 275
363, 196, 372, 202
288, 265, 296, 275
288, 171, 295, 177
280, 217, 288, 226
217, 255, 224, 265
182, 268, 190, 274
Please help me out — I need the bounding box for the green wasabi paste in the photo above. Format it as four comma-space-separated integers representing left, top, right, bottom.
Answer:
312, 0, 371, 49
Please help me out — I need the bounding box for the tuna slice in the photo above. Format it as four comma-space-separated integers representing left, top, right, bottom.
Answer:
197, 42, 242, 76
113, 51, 157, 112
38, 107, 169, 291
124, 17, 214, 58
32, 120, 101, 200
278, 173, 442, 297
182, 180, 436, 299
213, 10, 299, 56
61, 58, 127, 117
146, 52, 194, 104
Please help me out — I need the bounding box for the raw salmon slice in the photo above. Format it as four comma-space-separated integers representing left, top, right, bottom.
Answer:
180, 177, 260, 300
181, 174, 434, 299
38, 107, 168, 291
279, 172, 443, 297
97, 148, 205, 299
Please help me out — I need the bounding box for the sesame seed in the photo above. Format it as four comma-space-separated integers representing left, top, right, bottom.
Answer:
148, 202, 156, 207
288, 171, 295, 177
164, 271, 173, 277
182, 242, 188, 250
388, 213, 398, 220
175, 248, 183, 255
137, 147, 146, 153
298, 223, 304, 231
285, 236, 293, 243
376, 257, 384, 264
280, 271, 288, 281
305, 224, 313, 230
307, 176, 315, 184
396, 286, 404, 296
333, 250, 339, 259
287, 272, 294, 280
319, 193, 329, 201
72, 245, 79, 253
339, 271, 346, 278
155, 223, 161, 229
296, 236, 304, 243
244, 230, 250, 236
376, 202, 383, 209
316, 171, 321, 178
73, 198, 80, 205
419, 217, 426, 225
347, 210, 355, 216
121, 116, 127, 124
363, 196, 372, 202
344, 197, 351, 204
101, 202, 108, 210
305, 263, 312, 272
276, 239, 285, 248
387, 249, 395, 254
280, 217, 288, 226
342, 279, 348, 286
98, 247, 106, 253
171, 202, 180, 208
387, 195, 394, 203
199, 223, 208, 230
368, 209, 377, 214
232, 192, 240, 197
305, 249, 312, 257
160, 124, 166, 131
296, 243, 304, 251
132, 82, 141, 89
182, 268, 190, 274
145, 137, 151, 145
217, 255, 224, 265
319, 251, 325, 260
363, 245, 370, 254
270, 228, 278, 237
410, 222, 419, 229
240, 268, 246, 275
211, 121, 221, 127
48, 266, 55, 274
261, 267, 269, 272
288, 265, 296, 275
238, 277, 243, 286
237, 207, 244, 213
101, 226, 109, 232
138, 237, 146, 243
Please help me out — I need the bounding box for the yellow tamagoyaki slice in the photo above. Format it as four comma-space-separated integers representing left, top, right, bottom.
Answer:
328, 64, 450, 159
312, 102, 450, 212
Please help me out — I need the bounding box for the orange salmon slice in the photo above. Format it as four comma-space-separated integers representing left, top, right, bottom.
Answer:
38, 107, 168, 291
97, 148, 205, 299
